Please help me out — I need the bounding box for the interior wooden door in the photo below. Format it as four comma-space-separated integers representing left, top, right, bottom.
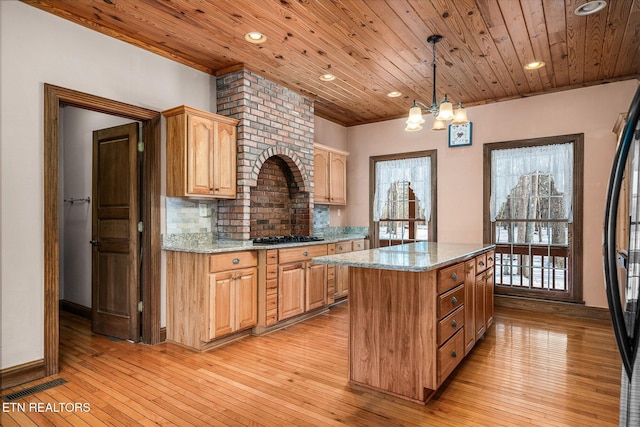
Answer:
92, 123, 140, 341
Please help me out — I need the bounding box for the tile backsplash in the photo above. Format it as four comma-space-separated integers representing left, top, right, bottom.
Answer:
166, 197, 218, 236
313, 205, 330, 236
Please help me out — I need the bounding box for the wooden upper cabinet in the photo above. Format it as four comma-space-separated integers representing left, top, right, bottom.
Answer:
163, 105, 238, 199
314, 143, 348, 205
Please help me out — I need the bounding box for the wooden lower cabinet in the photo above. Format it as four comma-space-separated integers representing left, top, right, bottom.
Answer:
306, 262, 328, 310
348, 247, 495, 404
334, 239, 366, 299
208, 267, 258, 340
166, 250, 257, 350
278, 262, 306, 320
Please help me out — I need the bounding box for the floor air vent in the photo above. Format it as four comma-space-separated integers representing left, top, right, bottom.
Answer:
2, 378, 67, 402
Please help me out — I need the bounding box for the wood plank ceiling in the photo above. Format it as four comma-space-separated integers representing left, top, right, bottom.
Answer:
23, 0, 640, 126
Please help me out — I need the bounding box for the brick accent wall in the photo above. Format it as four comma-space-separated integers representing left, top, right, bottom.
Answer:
250, 157, 309, 237
216, 68, 314, 240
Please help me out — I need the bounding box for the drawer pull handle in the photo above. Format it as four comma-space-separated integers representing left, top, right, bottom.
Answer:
451, 350, 458, 358
338, 246, 343, 250
232, 258, 240, 264
303, 251, 309, 257
451, 296, 458, 305
451, 273, 458, 281
451, 320, 457, 328
479, 261, 485, 267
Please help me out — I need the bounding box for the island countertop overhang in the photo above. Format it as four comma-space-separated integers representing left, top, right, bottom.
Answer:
312, 241, 495, 272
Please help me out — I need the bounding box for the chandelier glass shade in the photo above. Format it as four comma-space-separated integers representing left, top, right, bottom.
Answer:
405, 35, 469, 132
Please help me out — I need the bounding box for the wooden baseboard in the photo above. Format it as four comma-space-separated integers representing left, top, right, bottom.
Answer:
495, 295, 610, 320
59, 299, 92, 320
1, 359, 46, 390
160, 327, 167, 342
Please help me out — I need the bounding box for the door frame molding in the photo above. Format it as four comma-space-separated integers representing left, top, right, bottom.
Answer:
44, 83, 162, 376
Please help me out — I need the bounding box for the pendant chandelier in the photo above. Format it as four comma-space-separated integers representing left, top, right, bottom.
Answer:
405, 35, 469, 131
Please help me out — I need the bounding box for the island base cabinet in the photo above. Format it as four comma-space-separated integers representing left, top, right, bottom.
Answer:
349, 267, 436, 403
347, 247, 494, 404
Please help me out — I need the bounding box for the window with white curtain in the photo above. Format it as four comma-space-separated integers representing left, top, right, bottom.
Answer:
485, 136, 583, 303
370, 151, 436, 247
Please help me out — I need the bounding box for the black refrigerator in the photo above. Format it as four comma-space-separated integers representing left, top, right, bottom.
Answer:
604, 85, 640, 427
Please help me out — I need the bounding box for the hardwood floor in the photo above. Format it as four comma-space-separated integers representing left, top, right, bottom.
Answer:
2, 303, 621, 426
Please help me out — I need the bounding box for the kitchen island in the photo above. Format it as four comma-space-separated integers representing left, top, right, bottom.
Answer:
313, 242, 495, 404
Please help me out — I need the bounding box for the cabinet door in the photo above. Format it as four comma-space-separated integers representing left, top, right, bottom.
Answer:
306, 262, 327, 311
329, 152, 347, 205
209, 271, 234, 340
212, 121, 237, 198
314, 149, 330, 203
187, 114, 214, 196
336, 265, 349, 298
236, 267, 258, 330
278, 262, 306, 320
485, 268, 494, 329
475, 273, 486, 339
464, 260, 476, 355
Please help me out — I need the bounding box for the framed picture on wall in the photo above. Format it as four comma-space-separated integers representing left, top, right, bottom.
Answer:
448, 122, 472, 147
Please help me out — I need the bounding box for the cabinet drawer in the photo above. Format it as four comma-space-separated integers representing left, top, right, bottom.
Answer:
438, 329, 465, 385
266, 310, 277, 326
266, 249, 278, 265
437, 263, 465, 294
266, 279, 277, 295
266, 293, 277, 311
475, 253, 487, 273
266, 264, 278, 280
335, 241, 351, 254
486, 250, 495, 269
278, 244, 328, 264
327, 266, 336, 280
438, 285, 464, 318
438, 306, 465, 346
210, 251, 257, 273
352, 239, 365, 251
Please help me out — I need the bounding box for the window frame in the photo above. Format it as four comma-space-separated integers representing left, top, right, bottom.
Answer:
483, 134, 584, 303
369, 150, 437, 248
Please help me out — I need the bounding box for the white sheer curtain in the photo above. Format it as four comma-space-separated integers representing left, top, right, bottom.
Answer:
373, 156, 431, 222
490, 143, 573, 222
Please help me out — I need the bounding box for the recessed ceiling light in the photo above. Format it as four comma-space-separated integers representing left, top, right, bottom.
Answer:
387, 91, 402, 98
244, 31, 267, 44
319, 73, 336, 82
524, 61, 545, 70
574, 1, 607, 16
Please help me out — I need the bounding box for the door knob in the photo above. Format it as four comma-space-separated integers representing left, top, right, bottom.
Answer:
90, 240, 98, 246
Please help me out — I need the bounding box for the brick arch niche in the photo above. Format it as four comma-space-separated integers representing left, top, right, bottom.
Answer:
249, 153, 312, 238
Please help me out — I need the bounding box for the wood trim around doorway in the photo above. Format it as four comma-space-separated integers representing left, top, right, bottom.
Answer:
43, 84, 162, 377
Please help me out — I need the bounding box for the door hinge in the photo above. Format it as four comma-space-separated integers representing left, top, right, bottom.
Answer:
138, 221, 144, 232
137, 301, 143, 312
137, 141, 144, 152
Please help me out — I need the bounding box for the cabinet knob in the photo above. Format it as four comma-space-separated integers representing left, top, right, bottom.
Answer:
232, 258, 240, 264
451, 320, 457, 328
338, 246, 343, 250
451, 350, 458, 358
89, 240, 98, 246
479, 261, 485, 267
303, 251, 309, 257
451, 273, 458, 281
451, 296, 458, 305
489, 256, 494, 262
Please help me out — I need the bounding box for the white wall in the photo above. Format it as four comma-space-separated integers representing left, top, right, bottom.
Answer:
60, 107, 134, 308
346, 79, 639, 308
0, 1, 215, 370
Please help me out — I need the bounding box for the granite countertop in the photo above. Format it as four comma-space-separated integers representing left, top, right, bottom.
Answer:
312, 242, 494, 272
162, 234, 368, 254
